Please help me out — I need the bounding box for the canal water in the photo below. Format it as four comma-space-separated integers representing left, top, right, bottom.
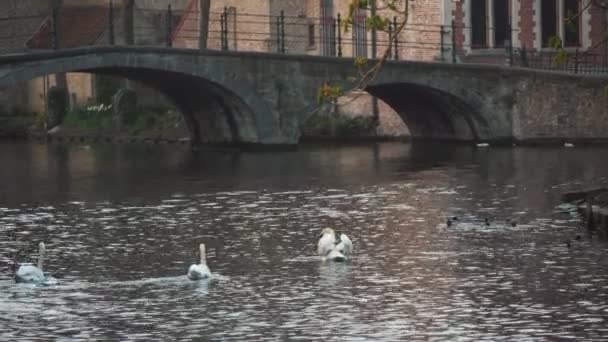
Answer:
0, 141, 607, 341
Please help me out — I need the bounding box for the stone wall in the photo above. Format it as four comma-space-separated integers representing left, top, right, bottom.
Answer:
512, 73, 608, 142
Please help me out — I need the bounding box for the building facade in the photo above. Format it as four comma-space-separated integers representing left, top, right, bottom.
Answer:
452, 0, 608, 63
1, 0, 189, 115
174, 0, 445, 61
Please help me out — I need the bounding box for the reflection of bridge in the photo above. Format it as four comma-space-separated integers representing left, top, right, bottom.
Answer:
1, 46, 608, 145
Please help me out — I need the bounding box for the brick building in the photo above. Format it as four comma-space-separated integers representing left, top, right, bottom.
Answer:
452, 0, 608, 63
174, 0, 445, 61
0, 0, 189, 114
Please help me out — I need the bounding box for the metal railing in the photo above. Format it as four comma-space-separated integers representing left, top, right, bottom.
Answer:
513, 48, 608, 75
1, 3, 607, 75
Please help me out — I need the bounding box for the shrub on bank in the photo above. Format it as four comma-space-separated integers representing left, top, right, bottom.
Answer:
63, 103, 115, 130
301, 113, 376, 138
62, 103, 182, 134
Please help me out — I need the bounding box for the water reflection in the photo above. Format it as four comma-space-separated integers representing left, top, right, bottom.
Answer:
0, 141, 608, 340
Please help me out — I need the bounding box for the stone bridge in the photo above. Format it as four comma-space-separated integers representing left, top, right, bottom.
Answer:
1, 46, 607, 145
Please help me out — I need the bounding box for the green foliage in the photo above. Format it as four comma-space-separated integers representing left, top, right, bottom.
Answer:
354, 56, 368, 69
320, 0, 407, 114
301, 113, 376, 138
94, 75, 122, 104
63, 102, 181, 134
366, 15, 390, 32
63, 103, 115, 130
548, 36, 563, 49
554, 49, 568, 64
317, 83, 344, 105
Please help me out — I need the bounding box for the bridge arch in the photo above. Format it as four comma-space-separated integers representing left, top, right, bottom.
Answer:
0, 48, 285, 145
365, 82, 489, 141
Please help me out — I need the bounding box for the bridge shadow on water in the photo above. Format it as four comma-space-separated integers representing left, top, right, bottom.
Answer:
2, 140, 608, 207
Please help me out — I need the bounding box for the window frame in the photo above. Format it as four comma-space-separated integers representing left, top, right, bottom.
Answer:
540, 0, 581, 49
469, 0, 512, 50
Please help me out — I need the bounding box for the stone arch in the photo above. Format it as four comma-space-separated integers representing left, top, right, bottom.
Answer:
92, 67, 258, 144
0, 49, 283, 145
365, 82, 490, 141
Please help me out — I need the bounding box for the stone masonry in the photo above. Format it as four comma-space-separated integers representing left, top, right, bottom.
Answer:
2, 47, 607, 145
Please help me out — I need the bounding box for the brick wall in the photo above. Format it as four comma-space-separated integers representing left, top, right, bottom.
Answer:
518, 0, 535, 50
588, 4, 607, 57
174, 0, 273, 51
176, 0, 443, 60
452, 0, 465, 56
392, 0, 443, 61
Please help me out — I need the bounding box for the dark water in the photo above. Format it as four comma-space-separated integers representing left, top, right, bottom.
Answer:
1, 141, 608, 341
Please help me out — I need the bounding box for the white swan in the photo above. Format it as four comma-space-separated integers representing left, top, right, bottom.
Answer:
318, 228, 353, 262
15, 242, 57, 285
187, 243, 211, 280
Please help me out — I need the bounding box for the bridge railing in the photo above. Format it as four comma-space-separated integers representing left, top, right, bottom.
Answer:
512, 48, 608, 75
1, 4, 607, 75
0, 5, 448, 62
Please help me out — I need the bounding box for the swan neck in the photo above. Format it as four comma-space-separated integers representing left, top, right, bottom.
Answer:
199, 244, 206, 265
37, 242, 45, 272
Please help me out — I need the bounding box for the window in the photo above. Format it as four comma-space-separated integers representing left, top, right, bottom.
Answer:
320, 0, 335, 56
563, 0, 580, 47
541, 0, 580, 48
541, 0, 557, 47
352, 6, 367, 57
470, 0, 511, 49
227, 7, 237, 50
471, 0, 488, 48
493, 0, 509, 47
308, 22, 315, 48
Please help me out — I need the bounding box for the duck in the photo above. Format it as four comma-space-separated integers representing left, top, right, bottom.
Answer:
317, 228, 353, 262
15, 242, 57, 285
187, 243, 211, 280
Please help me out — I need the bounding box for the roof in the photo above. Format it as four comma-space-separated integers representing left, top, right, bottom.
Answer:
26, 6, 108, 49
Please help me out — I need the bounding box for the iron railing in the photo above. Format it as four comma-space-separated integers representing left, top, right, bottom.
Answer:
1, 3, 607, 75
512, 48, 608, 74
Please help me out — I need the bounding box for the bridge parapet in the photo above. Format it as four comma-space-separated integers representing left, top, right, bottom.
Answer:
1, 47, 608, 145
2, 4, 607, 75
